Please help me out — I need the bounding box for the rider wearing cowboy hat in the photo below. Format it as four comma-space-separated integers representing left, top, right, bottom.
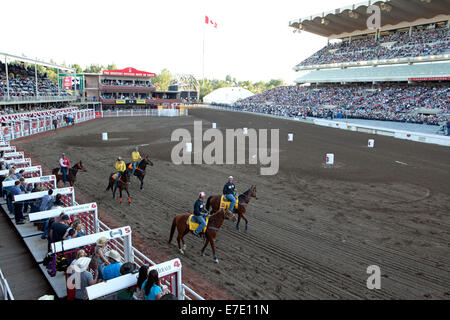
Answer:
114, 156, 126, 187
223, 176, 237, 215
131, 146, 142, 178
193, 192, 209, 237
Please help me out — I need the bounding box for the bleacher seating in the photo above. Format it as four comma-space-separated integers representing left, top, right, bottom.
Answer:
0, 61, 67, 98
298, 25, 449, 67
0, 120, 203, 300
233, 83, 449, 125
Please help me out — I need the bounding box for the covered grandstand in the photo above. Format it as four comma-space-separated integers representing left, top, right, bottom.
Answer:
233, 0, 449, 130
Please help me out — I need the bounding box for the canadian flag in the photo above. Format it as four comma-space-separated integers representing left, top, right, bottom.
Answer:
205, 15, 217, 28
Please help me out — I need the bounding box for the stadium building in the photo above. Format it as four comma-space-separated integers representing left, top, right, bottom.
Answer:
83, 67, 182, 110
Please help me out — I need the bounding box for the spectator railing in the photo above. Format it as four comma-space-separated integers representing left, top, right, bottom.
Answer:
2, 175, 56, 191
4, 158, 32, 168
295, 53, 450, 71
0, 165, 42, 178
0, 268, 14, 300
14, 187, 75, 208
0, 95, 76, 105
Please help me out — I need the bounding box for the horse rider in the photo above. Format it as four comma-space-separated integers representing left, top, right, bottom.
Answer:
223, 176, 237, 215
114, 156, 126, 187
193, 192, 209, 237
59, 153, 70, 186
131, 146, 142, 179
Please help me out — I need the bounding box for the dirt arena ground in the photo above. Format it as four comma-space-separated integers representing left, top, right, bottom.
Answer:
14, 108, 450, 299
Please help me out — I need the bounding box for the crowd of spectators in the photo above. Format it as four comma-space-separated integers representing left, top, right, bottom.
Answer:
0, 61, 67, 98
299, 25, 449, 66
233, 83, 449, 125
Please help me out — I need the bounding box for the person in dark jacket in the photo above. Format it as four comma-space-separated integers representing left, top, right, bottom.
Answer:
11, 180, 25, 224
223, 176, 237, 215
193, 192, 208, 237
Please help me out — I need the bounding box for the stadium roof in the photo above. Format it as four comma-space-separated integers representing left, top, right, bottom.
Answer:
0, 52, 74, 72
203, 87, 254, 105
289, 0, 450, 38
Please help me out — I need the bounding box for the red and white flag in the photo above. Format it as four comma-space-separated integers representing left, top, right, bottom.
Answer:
205, 15, 217, 28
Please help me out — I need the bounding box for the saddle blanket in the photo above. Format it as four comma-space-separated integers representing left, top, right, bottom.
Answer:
188, 214, 209, 233
220, 195, 238, 211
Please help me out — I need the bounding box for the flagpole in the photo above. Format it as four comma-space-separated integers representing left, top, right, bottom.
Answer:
202, 16, 205, 88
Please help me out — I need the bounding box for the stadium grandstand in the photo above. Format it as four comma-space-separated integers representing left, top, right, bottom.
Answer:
233, 0, 449, 132
0, 52, 77, 113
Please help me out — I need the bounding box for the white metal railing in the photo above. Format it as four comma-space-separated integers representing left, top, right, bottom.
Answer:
0, 95, 76, 104
97, 219, 203, 300
294, 53, 450, 71
101, 109, 188, 118
0, 268, 14, 300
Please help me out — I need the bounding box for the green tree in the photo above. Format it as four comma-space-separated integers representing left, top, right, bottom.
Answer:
153, 68, 172, 91
70, 64, 83, 74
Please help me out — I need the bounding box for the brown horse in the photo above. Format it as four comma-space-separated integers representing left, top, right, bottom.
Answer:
168, 209, 235, 263
51, 161, 86, 187
206, 185, 257, 232
106, 168, 131, 205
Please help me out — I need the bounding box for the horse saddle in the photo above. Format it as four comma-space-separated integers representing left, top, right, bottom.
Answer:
220, 195, 239, 212
188, 215, 209, 233
128, 164, 133, 170
112, 173, 124, 182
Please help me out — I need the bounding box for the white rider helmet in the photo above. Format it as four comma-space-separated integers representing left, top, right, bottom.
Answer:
228, 176, 233, 180
199, 192, 206, 198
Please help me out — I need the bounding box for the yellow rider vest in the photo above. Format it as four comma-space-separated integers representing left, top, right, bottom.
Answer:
115, 161, 126, 172
131, 151, 141, 162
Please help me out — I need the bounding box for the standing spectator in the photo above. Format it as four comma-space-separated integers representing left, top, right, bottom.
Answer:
102, 250, 123, 280
11, 180, 25, 225
73, 257, 98, 300
91, 237, 109, 281
3, 168, 16, 215
59, 153, 70, 186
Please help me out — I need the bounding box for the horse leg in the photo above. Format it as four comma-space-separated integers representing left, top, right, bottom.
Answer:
243, 215, 249, 232
201, 237, 210, 257
126, 188, 131, 205
210, 239, 219, 263
139, 176, 144, 190
178, 229, 189, 254
119, 189, 123, 204
236, 216, 241, 231
181, 229, 189, 251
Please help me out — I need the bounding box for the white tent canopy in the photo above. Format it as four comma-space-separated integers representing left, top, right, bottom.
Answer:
203, 87, 254, 105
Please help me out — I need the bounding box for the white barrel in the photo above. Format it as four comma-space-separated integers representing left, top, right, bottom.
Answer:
368, 139, 375, 148
102, 132, 108, 141
326, 153, 334, 165
186, 143, 192, 153
243, 128, 248, 135
288, 133, 294, 141
212, 123, 216, 129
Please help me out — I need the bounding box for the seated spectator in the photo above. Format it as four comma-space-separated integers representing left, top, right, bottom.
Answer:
116, 262, 138, 300
102, 250, 123, 280
48, 214, 71, 251
40, 189, 54, 211
132, 265, 149, 300
142, 269, 170, 300
66, 219, 85, 238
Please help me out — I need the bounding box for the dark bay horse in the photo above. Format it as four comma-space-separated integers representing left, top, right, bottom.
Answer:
126, 156, 153, 190
168, 209, 235, 263
51, 161, 86, 187
106, 168, 131, 205
206, 185, 257, 231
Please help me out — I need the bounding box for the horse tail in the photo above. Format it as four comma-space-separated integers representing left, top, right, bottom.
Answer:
206, 196, 213, 211
168, 216, 177, 244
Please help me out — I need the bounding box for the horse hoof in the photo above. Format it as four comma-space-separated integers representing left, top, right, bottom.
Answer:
183, 244, 187, 250
179, 249, 184, 255
214, 259, 219, 264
